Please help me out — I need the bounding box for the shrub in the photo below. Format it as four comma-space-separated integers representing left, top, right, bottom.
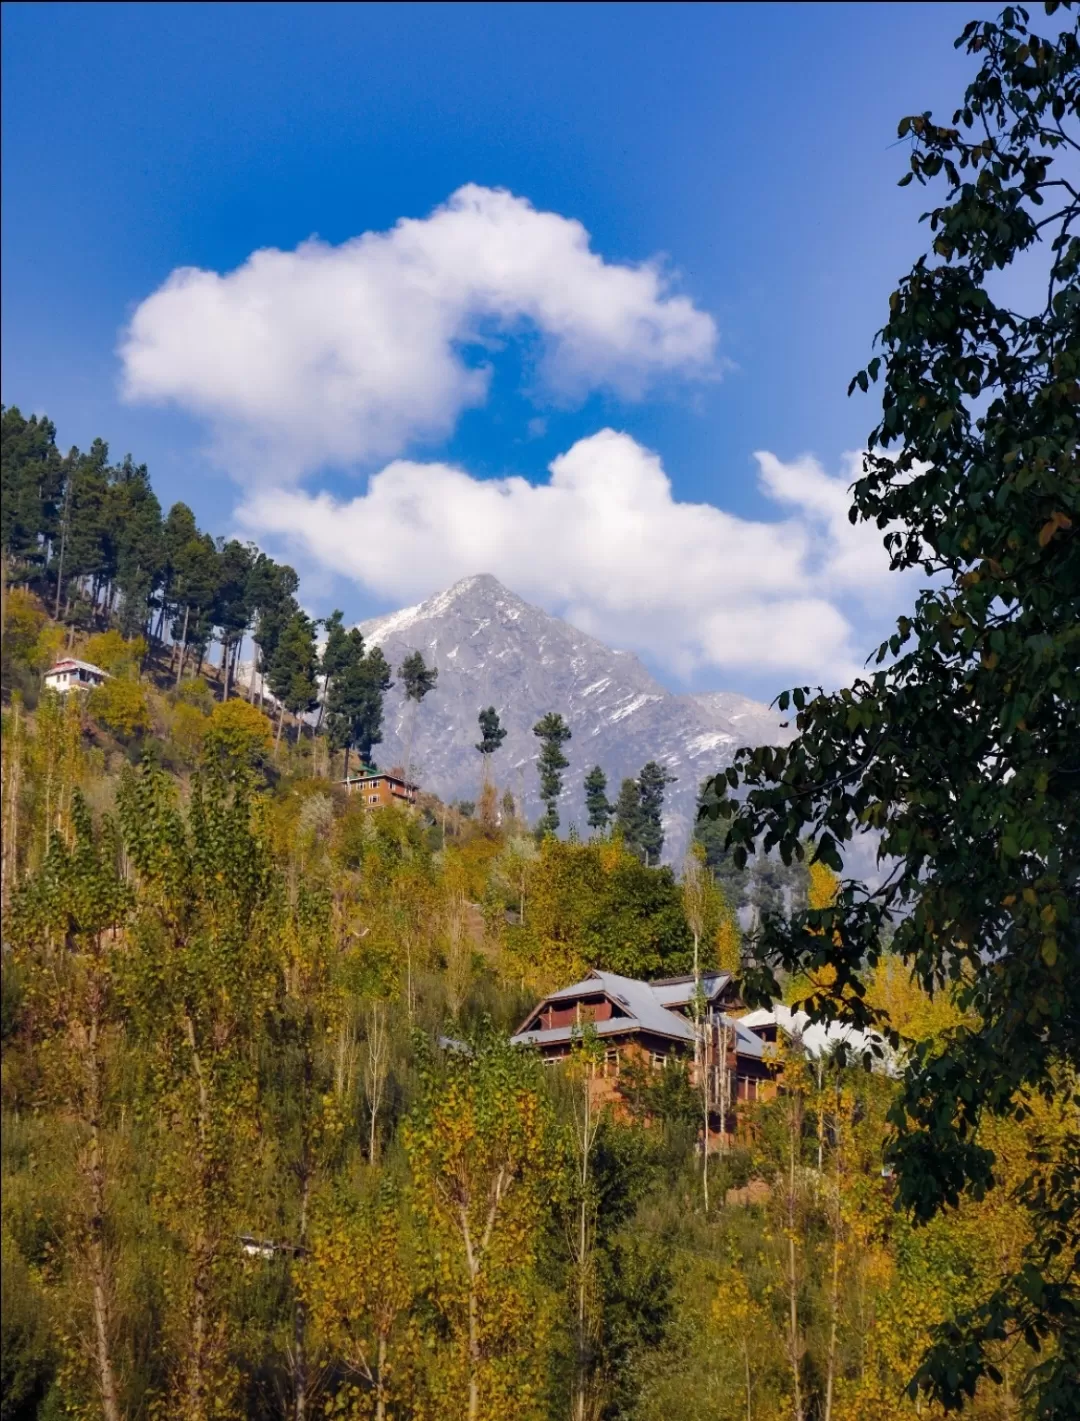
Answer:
203, 698, 274, 778
83, 629, 146, 676
88, 677, 152, 738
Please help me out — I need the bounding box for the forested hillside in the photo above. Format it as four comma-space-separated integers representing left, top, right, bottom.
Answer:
2, 4, 1077, 1419
0, 584, 1067, 1421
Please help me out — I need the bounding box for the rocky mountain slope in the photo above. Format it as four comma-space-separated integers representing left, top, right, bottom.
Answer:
357, 575, 793, 863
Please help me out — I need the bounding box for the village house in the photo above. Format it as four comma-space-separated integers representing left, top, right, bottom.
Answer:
510, 969, 776, 1134
43, 658, 107, 694
341, 770, 418, 809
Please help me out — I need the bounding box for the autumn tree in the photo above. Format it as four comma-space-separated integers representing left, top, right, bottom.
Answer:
701, 8, 1080, 1409
9, 796, 133, 1421
403, 1032, 557, 1421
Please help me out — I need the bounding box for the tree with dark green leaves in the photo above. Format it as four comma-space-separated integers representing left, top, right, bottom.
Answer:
246, 552, 300, 706
475, 705, 507, 786
701, 8, 1079, 1411
637, 761, 676, 866
267, 609, 320, 749
210, 539, 255, 700
169, 531, 220, 686
1, 406, 64, 584
326, 630, 394, 777
399, 650, 438, 785
584, 766, 612, 833
533, 711, 572, 837
105, 456, 164, 641
613, 777, 645, 857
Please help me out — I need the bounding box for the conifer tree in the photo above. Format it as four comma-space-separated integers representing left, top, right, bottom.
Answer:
637, 761, 676, 866
399, 649, 438, 785
533, 711, 571, 836
583, 765, 612, 832
475, 705, 506, 787
267, 609, 320, 748
613, 777, 644, 857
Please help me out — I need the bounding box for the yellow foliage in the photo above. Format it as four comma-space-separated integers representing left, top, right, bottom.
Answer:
32, 622, 65, 672
171, 701, 209, 763
807, 859, 839, 910
866, 954, 969, 1042
203, 697, 274, 775
88, 677, 151, 737
83, 628, 146, 676
2, 588, 47, 664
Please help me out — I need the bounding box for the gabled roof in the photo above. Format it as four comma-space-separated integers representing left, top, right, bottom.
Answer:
650, 972, 732, 1008
511, 969, 763, 1057
46, 658, 107, 677
740, 1004, 887, 1064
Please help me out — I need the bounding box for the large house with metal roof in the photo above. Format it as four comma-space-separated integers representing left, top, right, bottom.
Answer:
510, 969, 776, 1132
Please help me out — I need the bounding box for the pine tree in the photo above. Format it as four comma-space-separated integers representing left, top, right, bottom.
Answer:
475, 705, 506, 787
532, 711, 571, 836
637, 761, 676, 865
613, 777, 644, 857
267, 609, 320, 748
246, 552, 300, 705
399, 649, 438, 784
583, 766, 611, 832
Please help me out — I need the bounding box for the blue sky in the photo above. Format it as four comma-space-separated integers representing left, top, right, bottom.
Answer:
2, 2, 997, 698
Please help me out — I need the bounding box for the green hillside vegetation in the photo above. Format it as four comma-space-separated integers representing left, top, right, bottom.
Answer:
0, 583, 1072, 1420
3, 6, 1077, 1418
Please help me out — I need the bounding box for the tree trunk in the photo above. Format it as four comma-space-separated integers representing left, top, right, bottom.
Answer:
175, 605, 190, 689
786, 1098, 804, 1421
275, 701, 286, 758
53, 475, 72, 620
83, 989, 123, 1421
221, 637, 231, 702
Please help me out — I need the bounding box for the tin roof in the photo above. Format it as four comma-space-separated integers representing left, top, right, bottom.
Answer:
511, 969, 763, 1057
46, 658, 107, 677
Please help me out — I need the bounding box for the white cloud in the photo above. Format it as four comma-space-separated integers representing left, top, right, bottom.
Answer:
236, 429, 903, 684
120, 185, 716, 482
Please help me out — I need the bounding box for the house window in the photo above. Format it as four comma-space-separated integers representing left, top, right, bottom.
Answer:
651, 1051, 666, 1071
604, 1048, 619, 1078
738, 1076, 759, 1102
368, 794, 380, 804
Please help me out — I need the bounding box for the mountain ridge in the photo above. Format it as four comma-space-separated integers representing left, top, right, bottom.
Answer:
357, 575, 793, 863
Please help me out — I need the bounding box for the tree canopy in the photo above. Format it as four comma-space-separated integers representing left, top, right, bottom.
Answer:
701, 6, 1079, 1409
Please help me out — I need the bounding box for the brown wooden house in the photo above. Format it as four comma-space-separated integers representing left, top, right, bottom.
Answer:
510, 969, 776, 1134
342, 771, 418, 809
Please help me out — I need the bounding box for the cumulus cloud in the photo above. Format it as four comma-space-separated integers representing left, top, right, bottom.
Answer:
120, 185, 716, 481
236, 430, 903, 684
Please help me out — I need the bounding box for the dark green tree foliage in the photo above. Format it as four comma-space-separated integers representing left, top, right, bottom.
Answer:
701, 8, 1079, 1410
108, 456, 164, 639
399, 650, 438, 704
613, 777, 645, 856
637, 761, 676, 865
326, 630, 394, 773
583, 766, 612, 832
267, 610, 320, 737
246, 552, 300, 696
211, 539, 255, 694
533, 711, 572, 836
1, 406, 64, 572
475, 705, 507, 760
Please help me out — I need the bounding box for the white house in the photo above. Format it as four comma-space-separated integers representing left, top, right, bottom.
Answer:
740, 1002, 894, 1071
43, 658, 108, 694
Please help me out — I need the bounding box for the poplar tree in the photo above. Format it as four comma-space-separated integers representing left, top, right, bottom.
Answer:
533, 711, 571, 836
